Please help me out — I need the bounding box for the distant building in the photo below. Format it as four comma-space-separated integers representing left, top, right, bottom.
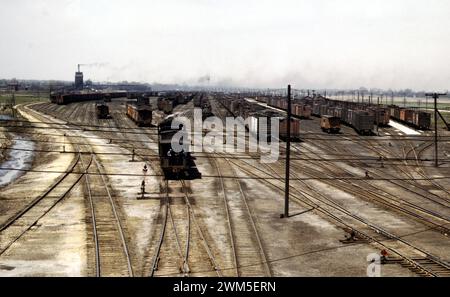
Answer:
8, 79, 19, 91
75, 71, 83, 89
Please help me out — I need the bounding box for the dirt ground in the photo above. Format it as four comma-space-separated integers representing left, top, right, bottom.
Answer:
0, 99, 448, 277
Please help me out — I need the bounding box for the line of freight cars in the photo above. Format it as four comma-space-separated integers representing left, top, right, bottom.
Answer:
387, 106, 431, 130
157, 92, 195, 114
50, 91, 127, 105
255, 96, 312, 119
261, 95, 431, 133
217, 97, 301, 141
264, 96, 378, 135
309, 97, 431, 130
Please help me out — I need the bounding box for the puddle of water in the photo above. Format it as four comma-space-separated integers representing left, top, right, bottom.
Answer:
0, 115, 35, 187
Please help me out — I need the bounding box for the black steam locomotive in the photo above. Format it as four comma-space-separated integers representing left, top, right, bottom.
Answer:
158, 117, 200, 179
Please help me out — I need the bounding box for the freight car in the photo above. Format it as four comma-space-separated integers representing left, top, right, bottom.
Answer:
103, 94, 112, 102
400, 109, 414, 123
126, 102, 152, 126
50, 92, 105, 105
279, 117, 301, 140
247, 110, 300, 141
388, 106, 431, 130
96, 103, 110, 119
320, 115, 340, 133
292, 104, 311, 119
193, 93, 205, 107
157, 98, 174, 114
158, 117, 200, 178
369, 108, 390, 126
348, 110, 374, 135
137, 96, 150, 105
413, 111, 431, 130
50, 91, 127, 105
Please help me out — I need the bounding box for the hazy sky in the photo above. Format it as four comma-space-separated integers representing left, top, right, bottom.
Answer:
1, 0, 449, 90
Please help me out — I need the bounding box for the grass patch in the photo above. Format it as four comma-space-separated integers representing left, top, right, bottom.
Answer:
0, 94, 49, 104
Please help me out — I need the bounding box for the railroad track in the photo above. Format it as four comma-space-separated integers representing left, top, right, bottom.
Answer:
401, 136, 450, 201
224, 155, 450, 276
356, 132, 450, 204
0, 151, 90, 256
102, 104, 222, 276
149, 179, 190, 277
0, 153, 80, 233
212, 156, 272, 276
79, 150, 134, 277
301, 134, 450, 208
289, 142, 450, 233
14, 104, 136, 276
179, 179, 223, 276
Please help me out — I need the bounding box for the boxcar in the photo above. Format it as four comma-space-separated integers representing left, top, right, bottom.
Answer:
412, 111, 431, 130
371, 108, 390, 126
126, 102, 152, 126
351, 111, 374, 135
320, 105, 329, 116
321, 115, 341, 133
96, 103, 110, 119
248, 111, 279, 142
400, 109, 414, 124
279, 118, 301, 140
311, 103, 320, 117
161, 99, 174, 114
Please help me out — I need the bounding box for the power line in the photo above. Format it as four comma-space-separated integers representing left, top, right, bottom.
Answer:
2, 128, 449, 143
0, 118, 158, 131
1, 120, 448, 140
2, 146, 448, 164
145, 224, 446, 276
1, 166, 449, 180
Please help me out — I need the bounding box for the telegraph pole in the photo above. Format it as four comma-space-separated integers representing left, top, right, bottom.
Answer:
425, 92, 447, 167
281, 84, 291, 218
376, 97, 380, 133
11, 90, 16, 118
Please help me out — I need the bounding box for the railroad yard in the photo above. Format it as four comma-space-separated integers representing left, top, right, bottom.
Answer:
0, 92, 449, 277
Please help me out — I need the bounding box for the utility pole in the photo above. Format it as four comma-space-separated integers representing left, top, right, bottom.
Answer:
425, 92, 447, 167
376, 97, 380, 133
11, 90, 16, 117
281, 84, 291, 218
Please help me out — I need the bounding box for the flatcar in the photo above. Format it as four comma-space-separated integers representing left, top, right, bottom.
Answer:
96, 103, 110, 119
158, 117, 198, 178
320, 115, 340, 133
126, 102, 152, 126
